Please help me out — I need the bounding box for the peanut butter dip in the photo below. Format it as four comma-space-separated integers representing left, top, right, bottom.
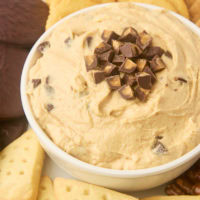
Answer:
27, 3, 200, 170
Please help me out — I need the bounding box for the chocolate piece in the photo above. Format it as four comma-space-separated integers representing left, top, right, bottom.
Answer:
46, 104, 54, 112
32, 79, 41, 88
150, 56, 166, 72
120, 43, 138, 58
93, 71, 105, 84
143, 66, 157, 83
118, 85, 134, 100
174, 77, 187, 83
119, 58, 137, 73
123, 74, 136, 86
119, 27, 138, 43
112, 40, 123, 54
143, 46, 164, 59
0, 43, 29, 119
101, 30, 119, 44
98, 50, 114, 63
104, 63, 118, 76
0, 0, 49, 47
165, 50, 173, 59
136, 59, 147, 72
112, 54, 125, 65
94, 42, 111, 54
86, 36, 92, 47
64, 37, 72, 47
38, 41, 50, 54
136, 31, 152, 50
136, 72, 152, 90
106, 75, 121, 90
0, 117, 28, 151
85, 55, 98, 71
156, 135, 163, 140
134, 87, 149, 102
152, 141, 168, 154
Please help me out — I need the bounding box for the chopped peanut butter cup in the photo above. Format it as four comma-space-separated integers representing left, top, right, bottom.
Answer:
106, 75, 121, 90
118, 85, 134, 100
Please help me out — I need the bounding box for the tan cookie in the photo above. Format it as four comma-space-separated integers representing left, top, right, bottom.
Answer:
54, 178, 138, 200
189, 0, 200, 22
184, 0, 196, 8
0, 129, 45, 200
46, 0, 116, 29
37, 176, 55, 200
167, 0, 189, 18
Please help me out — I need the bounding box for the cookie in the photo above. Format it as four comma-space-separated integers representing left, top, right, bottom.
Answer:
189, 0, 200, 22
54, 178, 138, 200
0, 129, 45, 200
0, 117, 28, 151
0, 43, 29, 119
184, 0, 196, 8
167, 0, 189, 18
0, 0, 49, 47
45, 0, 116, 29
38, 176, 55, 200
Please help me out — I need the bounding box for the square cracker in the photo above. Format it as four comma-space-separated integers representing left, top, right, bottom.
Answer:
0, 129, 45, 200
37, 176, 55, 200
54, 178, 138, 200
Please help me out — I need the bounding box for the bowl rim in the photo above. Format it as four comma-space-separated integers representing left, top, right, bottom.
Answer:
21, 2, 200, 178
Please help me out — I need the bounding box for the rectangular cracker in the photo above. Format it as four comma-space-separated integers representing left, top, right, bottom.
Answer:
37, 176, 55, 200
54, 178, 138, 200
0, 129, 45, 200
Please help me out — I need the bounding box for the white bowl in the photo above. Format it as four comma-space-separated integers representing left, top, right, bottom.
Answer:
21, 3, 200, 191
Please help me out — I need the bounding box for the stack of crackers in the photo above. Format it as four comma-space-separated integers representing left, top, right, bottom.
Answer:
45, 0, 200, 29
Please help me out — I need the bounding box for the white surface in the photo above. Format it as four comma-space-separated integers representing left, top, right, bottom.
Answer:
43, 155, 166, 198
21, 2, 200, 191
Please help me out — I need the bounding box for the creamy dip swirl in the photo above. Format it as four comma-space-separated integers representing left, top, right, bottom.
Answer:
27, 3, 200, 170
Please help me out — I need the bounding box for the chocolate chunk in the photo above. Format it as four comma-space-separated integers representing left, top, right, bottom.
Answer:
0, 0, 49, 47
120, 43, 138, 58
104, 63, 118, 76
150, 56, 166, 72
119, 27, 138, 43
119, 58, 137, 73
0, 43, 29, 119
85, 55, 98, 71
118, 85, 134, 100
143, 66, 157, 83
136, 59, 148, 72
165, 50, 173, 59
46, 104, 54, 112
93, 71, 105, 84
174, 77, 187, 83
86, 36, 92, 47
106, 75, 121, 90
98, 50, 114, 63
156, 135, 163, 140
143, 46, 164, 59
0, 117, 28, 151
65, 37, 72, 47
134, 87, 150, 102
123, 74, 137, 86
112, 40, 123, 54
112, 54, 125, 65
32, 79, 41, 88
94, 42, 111, 54
38, 41, 50, 53
101, 30, 119, 44
136, 72, 152, 90
152, 141, 168, 154
136, 31, 152, 50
